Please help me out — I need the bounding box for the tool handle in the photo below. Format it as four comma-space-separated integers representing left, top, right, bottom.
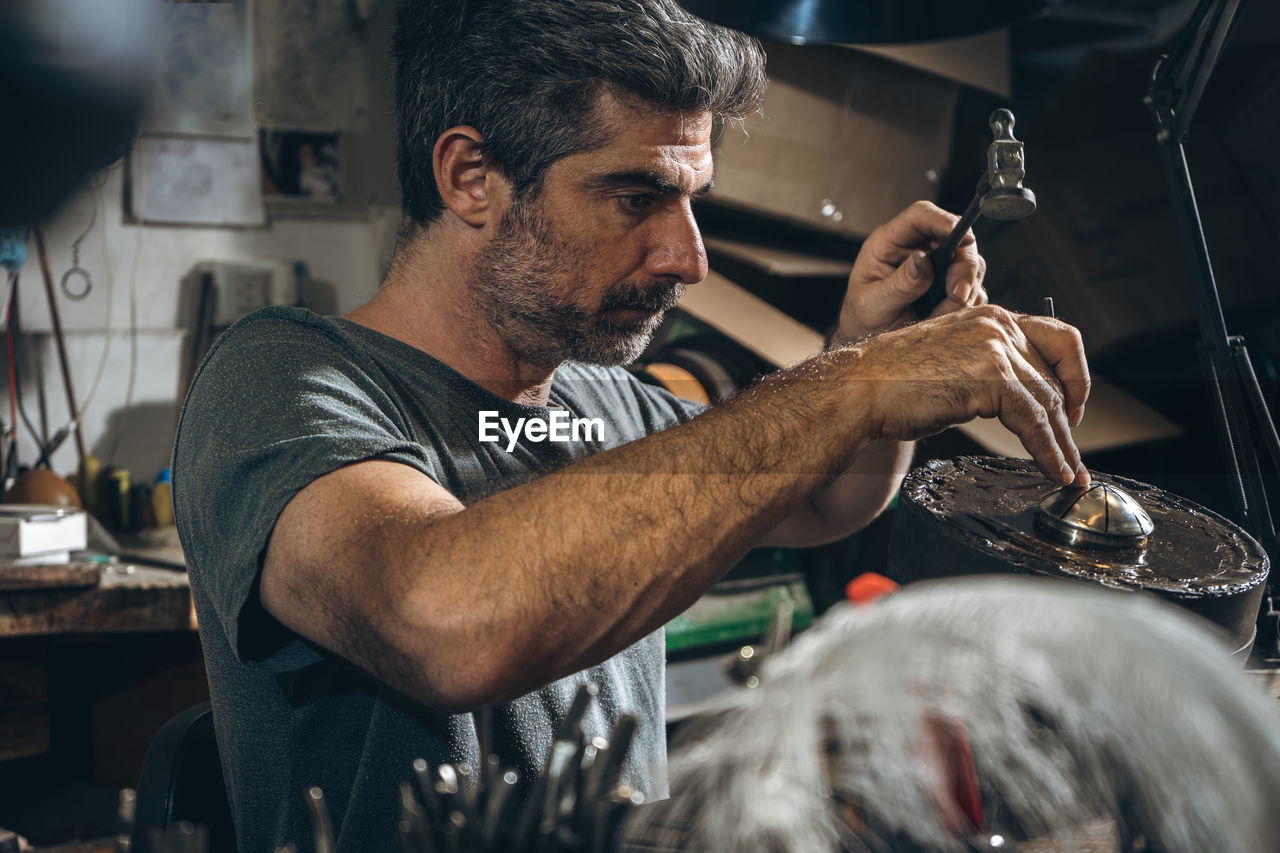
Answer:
912, 191, 983, 318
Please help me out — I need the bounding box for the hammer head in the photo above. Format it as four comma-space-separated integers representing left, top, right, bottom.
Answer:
980, 186, 1037, 219
982, 107, 1037, 220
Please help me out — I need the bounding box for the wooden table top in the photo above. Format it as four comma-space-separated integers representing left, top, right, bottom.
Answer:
0, 561, 194, 639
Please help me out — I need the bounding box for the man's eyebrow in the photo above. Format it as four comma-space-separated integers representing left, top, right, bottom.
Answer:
588, 170, 715, 198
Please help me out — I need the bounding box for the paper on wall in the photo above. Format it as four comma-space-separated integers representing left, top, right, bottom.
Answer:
254, 0, 370, 132
144, 0, 254, 137
130, 136, 265, 227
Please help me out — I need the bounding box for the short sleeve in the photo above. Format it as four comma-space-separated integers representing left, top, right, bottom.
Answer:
172, 310, 438, 672
551, 363, 707, 444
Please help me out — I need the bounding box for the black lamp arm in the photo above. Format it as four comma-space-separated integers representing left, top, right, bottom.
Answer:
1144, 0, 1280, 653
1146, 0, 1248, 144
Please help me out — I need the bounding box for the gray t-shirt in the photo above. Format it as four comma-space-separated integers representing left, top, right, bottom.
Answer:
172, 306, 702, 852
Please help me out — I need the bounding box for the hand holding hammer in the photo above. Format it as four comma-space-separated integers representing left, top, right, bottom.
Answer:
912, 109, 1037, 317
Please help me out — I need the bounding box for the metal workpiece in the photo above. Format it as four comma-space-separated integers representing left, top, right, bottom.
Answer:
1037, 482, 1155, 549
889, 456, 1269, 659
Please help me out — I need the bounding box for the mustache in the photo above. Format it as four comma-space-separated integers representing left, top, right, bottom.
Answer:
601, 281, 686, 313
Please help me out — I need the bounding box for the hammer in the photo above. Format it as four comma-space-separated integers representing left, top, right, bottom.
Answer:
912, 108, 1036, 317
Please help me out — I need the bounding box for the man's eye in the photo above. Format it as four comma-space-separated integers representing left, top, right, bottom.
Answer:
618, 194, 655, 213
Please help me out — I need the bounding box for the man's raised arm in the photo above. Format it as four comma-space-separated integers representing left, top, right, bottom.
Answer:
761, 200, 1089, 548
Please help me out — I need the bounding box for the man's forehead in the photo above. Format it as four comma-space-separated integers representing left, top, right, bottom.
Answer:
578, 100, 715, 189
595, 89, 713, 140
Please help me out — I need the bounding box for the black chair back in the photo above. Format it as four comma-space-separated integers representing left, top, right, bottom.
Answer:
131, 701, 235, 852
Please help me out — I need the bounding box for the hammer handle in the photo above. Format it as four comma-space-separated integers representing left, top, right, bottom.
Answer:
912, 191, 983, 318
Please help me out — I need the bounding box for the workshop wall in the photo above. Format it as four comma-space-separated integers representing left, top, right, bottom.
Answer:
1, 4, 1012, 503
2, 178, 401, 484
0, 0, 402, 488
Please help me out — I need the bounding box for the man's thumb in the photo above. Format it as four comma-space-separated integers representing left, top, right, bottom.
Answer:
892, 250, 933, 297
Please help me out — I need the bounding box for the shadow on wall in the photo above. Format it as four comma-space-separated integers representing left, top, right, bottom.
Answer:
91, 400, 181, 487
175, 264, 340, 401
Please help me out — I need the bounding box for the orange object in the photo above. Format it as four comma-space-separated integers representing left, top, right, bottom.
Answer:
845, 572, 899, 606
642, 362, 712, 405
3, 467, 82, 509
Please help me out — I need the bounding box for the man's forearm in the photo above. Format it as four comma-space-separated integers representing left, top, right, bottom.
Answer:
265, 305, 1090, 713
759, 437, 913, 547
813, 437, 913, 533
335, 349, 880, 709
763, 327, 918, 545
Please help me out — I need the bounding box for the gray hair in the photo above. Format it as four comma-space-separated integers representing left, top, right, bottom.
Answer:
392, 0, 766, 228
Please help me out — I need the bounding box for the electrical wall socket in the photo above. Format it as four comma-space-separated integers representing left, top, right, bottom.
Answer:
194, 260, 298, 326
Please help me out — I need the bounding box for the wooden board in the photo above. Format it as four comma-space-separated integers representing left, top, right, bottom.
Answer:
0, 562, 101, 593
678, 270, 825, 368
704, 237, 853, 278
711, 43, 957, 239
0, 565, 194, 638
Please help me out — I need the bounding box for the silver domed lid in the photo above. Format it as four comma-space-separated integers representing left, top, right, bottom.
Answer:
1036, 482, 1154, 549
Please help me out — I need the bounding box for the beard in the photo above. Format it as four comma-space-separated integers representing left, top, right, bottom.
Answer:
468, 196, 685, 367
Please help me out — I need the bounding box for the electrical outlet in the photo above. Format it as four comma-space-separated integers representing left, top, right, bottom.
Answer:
195, 260, 297, 326
232, 268, 272, 318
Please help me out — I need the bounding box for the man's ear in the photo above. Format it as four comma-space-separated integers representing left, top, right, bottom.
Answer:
433, 126, 504, 228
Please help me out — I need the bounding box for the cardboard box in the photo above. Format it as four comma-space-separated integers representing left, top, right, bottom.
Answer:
703, 236, 852, 279
852, 28, 1011, 98
679, 270, 825, 368
711, 42, 959, 239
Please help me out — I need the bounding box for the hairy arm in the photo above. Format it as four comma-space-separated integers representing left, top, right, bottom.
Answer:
262, 306, 1088, 713
263, 352, 865, 712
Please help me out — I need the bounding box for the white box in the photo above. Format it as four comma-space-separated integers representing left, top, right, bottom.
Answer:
0, 506, 89, 558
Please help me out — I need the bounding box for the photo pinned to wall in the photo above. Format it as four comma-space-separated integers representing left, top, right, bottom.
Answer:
260, 129, 343, 209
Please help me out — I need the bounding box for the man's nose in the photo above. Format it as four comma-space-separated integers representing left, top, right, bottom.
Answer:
646, 203, 708, 284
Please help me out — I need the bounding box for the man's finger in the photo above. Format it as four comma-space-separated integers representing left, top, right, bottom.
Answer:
1010, 350, 1086, 486
996, 380, 1074, 485
924, 226, 978, 298
862, 250, 933, 322
930, 241, 984, 317
871, 200, 962, 252
947, 244, 985, 305
1015, 315, 1091, 427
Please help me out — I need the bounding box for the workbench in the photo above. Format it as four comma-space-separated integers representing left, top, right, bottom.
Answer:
0, 557, 205, 843
0, 563, 195, 639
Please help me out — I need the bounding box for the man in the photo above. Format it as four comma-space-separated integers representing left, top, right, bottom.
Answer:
172, 0, 1090, 849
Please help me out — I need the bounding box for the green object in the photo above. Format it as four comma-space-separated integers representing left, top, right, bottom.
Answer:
666, 577, 814, 653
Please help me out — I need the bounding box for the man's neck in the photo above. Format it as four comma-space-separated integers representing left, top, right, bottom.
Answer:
344, 225, 558, 407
